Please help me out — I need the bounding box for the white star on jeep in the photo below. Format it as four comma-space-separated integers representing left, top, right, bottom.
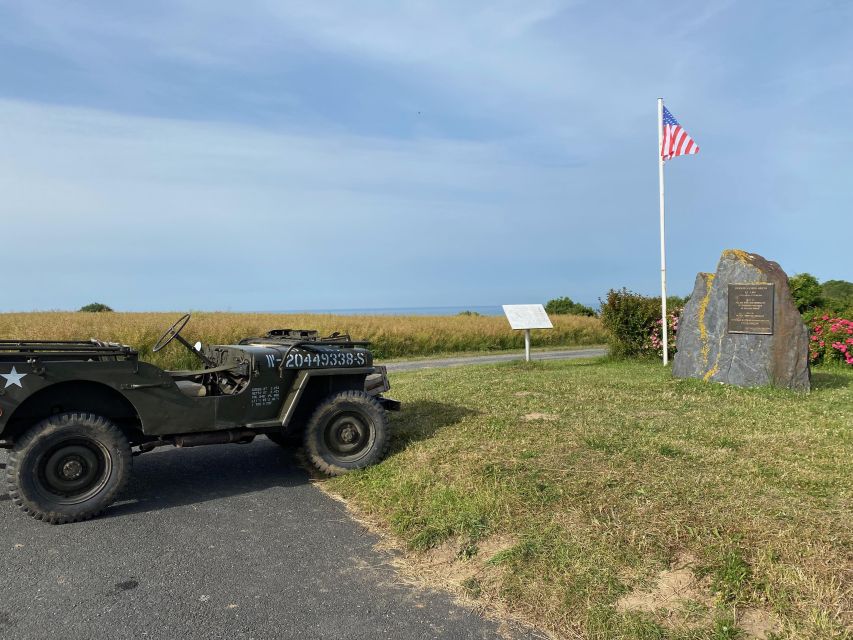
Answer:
1, 366, 27, 389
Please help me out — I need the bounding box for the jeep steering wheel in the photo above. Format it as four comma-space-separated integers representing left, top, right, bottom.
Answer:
152, 313, 193, 353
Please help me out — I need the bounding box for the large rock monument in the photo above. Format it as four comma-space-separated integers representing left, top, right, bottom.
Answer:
673, 249, 810, 391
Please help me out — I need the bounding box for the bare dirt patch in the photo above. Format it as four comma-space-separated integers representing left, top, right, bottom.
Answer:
617, 552, 714, 626
739, 608, 782, 640
617, 552, 781, 638
522, 412, 558, 422
415, 535, 519, 590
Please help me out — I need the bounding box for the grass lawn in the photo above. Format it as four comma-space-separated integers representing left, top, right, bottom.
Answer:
325, 358, 852, 639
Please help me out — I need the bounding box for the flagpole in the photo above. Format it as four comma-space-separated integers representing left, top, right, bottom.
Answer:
657, 97, 669, 365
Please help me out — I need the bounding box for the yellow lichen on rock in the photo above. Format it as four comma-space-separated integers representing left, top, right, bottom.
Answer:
702, 334, 724, 382
722, 249, 754, 265
698, 273, 715, 365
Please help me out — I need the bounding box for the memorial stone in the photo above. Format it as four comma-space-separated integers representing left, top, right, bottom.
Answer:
673, 249, 810, 391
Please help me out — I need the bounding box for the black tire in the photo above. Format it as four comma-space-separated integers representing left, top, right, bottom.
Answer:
304, 391, 390, 476
6, 413, 132, 524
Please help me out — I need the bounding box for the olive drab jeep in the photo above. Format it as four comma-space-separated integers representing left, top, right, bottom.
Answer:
0, 314, 399, 524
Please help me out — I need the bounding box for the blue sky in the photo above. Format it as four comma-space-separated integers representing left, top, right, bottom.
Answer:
1, 1, 850, 312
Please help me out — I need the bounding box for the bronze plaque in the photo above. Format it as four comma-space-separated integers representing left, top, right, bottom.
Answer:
728, 283, 774, 334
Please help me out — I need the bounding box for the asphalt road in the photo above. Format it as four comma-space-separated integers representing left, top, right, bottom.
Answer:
383, 347, 606, 372
0, 442, 542, 640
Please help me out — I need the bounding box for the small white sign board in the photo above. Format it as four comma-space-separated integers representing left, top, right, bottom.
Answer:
502, 304, 553, 330
502, 304, 553, 361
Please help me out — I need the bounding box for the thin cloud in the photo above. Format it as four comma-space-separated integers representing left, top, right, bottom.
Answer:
0, 1, 850, 312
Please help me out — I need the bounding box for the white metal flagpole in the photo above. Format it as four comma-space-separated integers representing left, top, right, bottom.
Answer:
657, 97, 669, 365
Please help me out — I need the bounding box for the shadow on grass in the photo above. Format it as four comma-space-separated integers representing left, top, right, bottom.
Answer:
811, 371, 852, 390
388, 400, 477, 455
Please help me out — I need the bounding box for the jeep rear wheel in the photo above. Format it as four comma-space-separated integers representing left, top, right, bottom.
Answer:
304, 391, 390, 476
6, 413, 132, 524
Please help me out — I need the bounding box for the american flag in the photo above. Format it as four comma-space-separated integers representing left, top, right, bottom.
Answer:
661, 106, 699, 160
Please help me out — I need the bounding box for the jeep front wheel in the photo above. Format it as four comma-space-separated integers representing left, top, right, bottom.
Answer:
6, 413, 132, 524
304, 391, 390, 476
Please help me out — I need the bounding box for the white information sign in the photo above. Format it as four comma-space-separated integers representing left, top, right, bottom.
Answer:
502, 304, 553, 330
502, 304, 553, 361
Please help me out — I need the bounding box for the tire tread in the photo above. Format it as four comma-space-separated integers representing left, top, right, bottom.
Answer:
304, 390, 390, 476
5, 413, 131, 525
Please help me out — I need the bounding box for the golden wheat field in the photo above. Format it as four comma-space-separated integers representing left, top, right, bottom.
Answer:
0, 312, 606, 369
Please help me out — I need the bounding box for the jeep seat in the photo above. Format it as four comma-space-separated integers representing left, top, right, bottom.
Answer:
174, 380, 207, 397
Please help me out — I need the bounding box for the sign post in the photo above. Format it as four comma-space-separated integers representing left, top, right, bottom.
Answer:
502, 304, 553, 362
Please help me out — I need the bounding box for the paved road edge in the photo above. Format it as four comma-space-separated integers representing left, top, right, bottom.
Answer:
383, 348, 607, 373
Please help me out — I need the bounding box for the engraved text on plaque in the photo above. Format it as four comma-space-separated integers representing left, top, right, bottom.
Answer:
727, 283, 775, 334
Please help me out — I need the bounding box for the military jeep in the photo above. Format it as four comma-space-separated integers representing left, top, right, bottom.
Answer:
0, 314, 399, 524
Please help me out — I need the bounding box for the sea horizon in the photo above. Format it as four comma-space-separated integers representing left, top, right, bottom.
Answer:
0, 304, 531, 316
268, 304, 505, 317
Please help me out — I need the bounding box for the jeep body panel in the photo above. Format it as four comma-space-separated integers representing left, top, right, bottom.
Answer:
0, 329, 393, 445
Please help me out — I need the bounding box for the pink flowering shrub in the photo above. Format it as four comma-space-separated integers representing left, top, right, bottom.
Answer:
645, 307, 682, 358
809, 313, 853, 367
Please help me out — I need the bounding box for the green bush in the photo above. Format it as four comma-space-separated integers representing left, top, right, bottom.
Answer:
788, 273, 824, 313
599, 289, 662, 358
822, 279, 853, 311
79, 302, 113, 313
544, 296, 596, 317
665, 294, 690, 309
789, 275, 852, 320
